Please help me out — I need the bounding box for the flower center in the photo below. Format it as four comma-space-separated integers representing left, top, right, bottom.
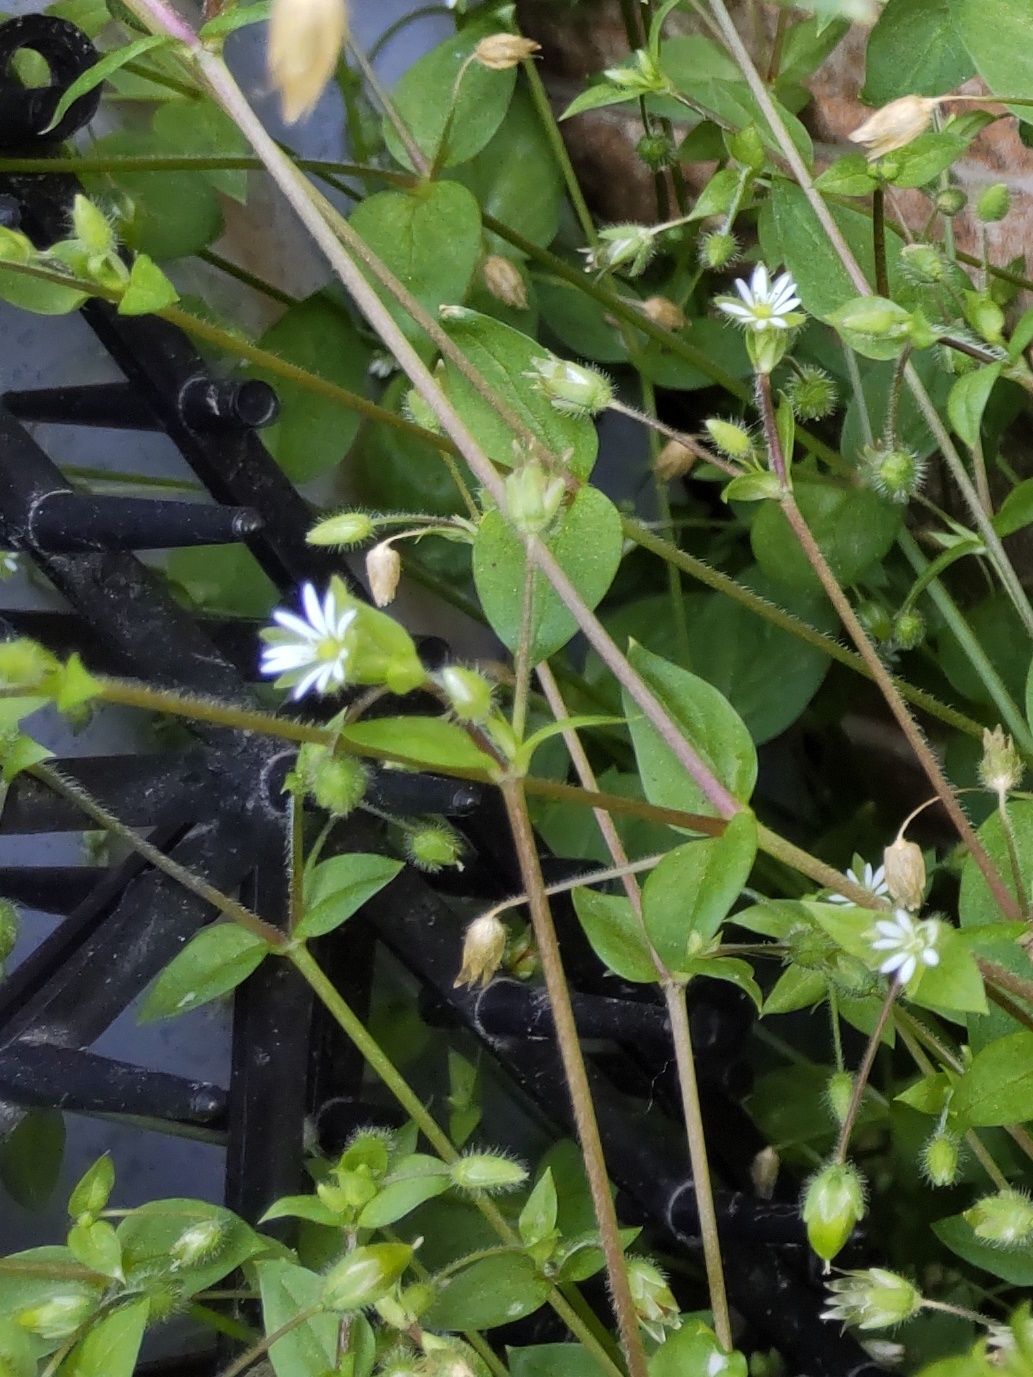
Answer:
316, 635, 346, 663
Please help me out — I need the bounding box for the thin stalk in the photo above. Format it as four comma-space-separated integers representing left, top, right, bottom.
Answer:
198, 246, 297, 305
500, 779, 649, 1377
998, 794, 1027, 916
217, 1306, 322, 1377
833, 982, 898, 1163
608, 397, 736, 476
638, 375, 691, 663
921, 1298, 994, 1328
522, 59, 597, 247
872, 186, 889, 298
512, 562, 536, 744
346, 37, 429, 174
664, 984, 732, 1349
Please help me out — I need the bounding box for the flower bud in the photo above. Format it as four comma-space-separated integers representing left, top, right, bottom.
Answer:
922, 1130, 960, 1187
856, 600, 893, 643
751, 1145, 780, 1200
322, 1242, 413, 1310
891, 608, 925, 651
366, 541, 401, 608
861, 444, 926, 504
454, 913, 507, 988
705, 417, 753, 459
481, 255, 527, 310
936, 186, 967, 216
0, 899, 19, 962
603, 48, 669, 94
782, 366, 838, 421
0, 636, 57, 688
822, 1267, 921, 1330
700, 231, 738, 268
268, 0, 348, 123
298, 746, 368, 817
831, 297, 914, 356
727, 123, 766, 171
406, 823, 464, 873
626, 1257, 680, 1342
439, 666, 493, 724
473, 33, 540, 70
640, 296, 686, 332
964, 1190, 1033, 1246
636, 132, 676, 170
977, 183, 1011, 223
900, 242, 948, 285
505, 461, 566, 534
980, 725, 1022, 798
170, 1218, 225, 1268
802, 1161, 866, 1264
965, 291, 1005, 344
71, 195, 115, 258
307, 510, 375, 548
583, 223, 656, 277
654, 439, 698, 480
825, 1071, 855, 1126
403, 385, 441, 433
450, 1152, 528, 1192
849, 95, 938, 160
17, 1292, 95, 1339
883, 837, 926, 911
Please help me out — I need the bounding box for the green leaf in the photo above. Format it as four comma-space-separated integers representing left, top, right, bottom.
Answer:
348, 182, 482, 342
67, 1220, 122, 1279
814, 153, 878, 198
649, 1320, 747, 1377
955, 0, 1033, 127
641, 811, 757, 967
571, 887, 656, 983
68, 1155, 114, 1219
2, 731, 53, 783
44, 34, 170, 132
681, 954, 763, 1009
0, 1247, 102, 1360
960, 802, 1033, 930
0, 262, 88, 314
536, 278, 630, 364
118, 253, 178, 316
473, 486, 622, 664
951, 1030, 1033, 1126
385, 24, 517, 171
248, 292, 371, 482
762, 964, 825, 1015
934, 1214, 1033, 1285
60, 1298, 148, 1377
424, 1253, 549, 1330
440, 310, 598, 478
622, 643, 758, 817
862, 0, 973, 102
140, 924, 271, 1021
519, 1169, 558, 1247
167, 542, 278, 618
0, 1110, 65, 1211
357, 1169, 451, 1229
751, 477, 901, 592
947, 363, 1002, 449
199, 0, 271, 37
119, 1199, 266, 1299
338, 717, 497, 776
908, 929, 988, 1016
560, 84, 640, 120
509, 1345, 600, 1377
993, 478, 1033, 537
259, 1194, 343, 1227
151, 97, 250, 201
297, 853, 402, 940
0, 1318, 34, 1377
887, 132, 968, 189
258, 1260, 339, 1377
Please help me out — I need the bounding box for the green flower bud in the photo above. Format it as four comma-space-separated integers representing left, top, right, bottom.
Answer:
297, 745, 369, 817
0, 899, 19, 963
825, 1070, 855, 1126
831, 296, 914, 358
900, 242, 949, 285
861, 444, 926, 504
782, 365, 838, 421
0, 224, 35, 264
964, 291, 1005, 344
705, 417, 753, 459
322, 1242, 413, 1311
0, 637, 57, 688
603, 48, 669, 94
892, 608, 926, 651
979, 724, 1023, 797
746, 327, 790, 377
71, 195, 115, 258
856, 600, 893, 643
636, 132, 676, 170
922, 1130, 961, 1187
525, 355, 613, 418
583, 223, 656, 277
505, 461, 566, 535
439, 666, 494, 724
403, 385, 441, 433
964, 1189, 1033, 1246
449, 1152, 528, 1192
822, 1267, 922, 1330
700, 231, 738, 269
627, 1257, 680, 1342
935, 186, 967, 217
727, 123, 765, 170
170, 1218, 225, 1268
405, 823, 464, 873
802, 1161, 866, 1263
17, 1292, 96, 1340
307, 510, 375, 548
977, 182, 1011, 222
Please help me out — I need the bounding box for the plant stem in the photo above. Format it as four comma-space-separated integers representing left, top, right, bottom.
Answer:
217, 1305, 323, 1377
997, 795, 1028, 917
499, 779, 649, 1377
921, 1298, 994, 1327
872, 186, 889, 298
512, 563, 536, 745
522, 59, 598, 247
755, 372, 787, 486
664, 983, 732, 1349
833, 982, 898, 1163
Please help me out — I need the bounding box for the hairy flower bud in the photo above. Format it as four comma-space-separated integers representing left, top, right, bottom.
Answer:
883, 837, 926, 911
856, 600, 893, 643
474, 33, 540, 70
700, 230, 738, 269
298, 747, 369, 817
922, 1131, 961, 1187
366, 541, 401, 608
627, 1257, 681, 1342
71, 195, 115, 258
582, 223, 656, 276
782, 365, 838, 421
505, 461, 566, 534
802, 1161, 866, 1264
654, 439, 698, 480
849, 95, 938, 160
636, 132, 676, 170
977, 183, 1011, 223
450, 1152, 528, 1192
307, 510, 375, 548
525, 356, 613, 418
403, 385, 441, 433
891, 608, 926, 651
900, 242, 949, 285
17, 1292, 96, 1340
822, 1267, 922, 1330
980, 725, 1022, 798
861, 445, 926, 504
439, 666, 493, 724
825, 1071, 855, 1126
603, 48, 669, 94
481, 255, 528, 310
322, 1243, 412, 1310
705, 417, 753, 459
268, 0, 348, 123
964, 1190, 1033, 1246
936, 186, 967, 217
406, 823, 463, 873
640, 295, 686, 332
454, 913, 507, 989
170, 1218, 225, 1268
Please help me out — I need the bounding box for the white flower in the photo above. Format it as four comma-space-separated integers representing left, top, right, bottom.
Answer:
828, 861, 889, 907
870, 907, 940, 985
716, 263, 802, 332
0, 551, 19, 579
260, 581, 357, 701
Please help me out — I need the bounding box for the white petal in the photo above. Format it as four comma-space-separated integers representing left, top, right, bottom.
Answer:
898, 955, 917, 983
879, 950, 908, 973
291, 663, 327, 700
751, 263, 771, 300
335, 606, 358, 640
272, 609, 321, 641
734, 277, 756, 309
870, 865, 887, 890
720, 300, 754, 321
767, 317, 790, 330
301, 582, 324, 630
921, 947, 940, 967
875, 919, 902, 938
261, 646, 315, 673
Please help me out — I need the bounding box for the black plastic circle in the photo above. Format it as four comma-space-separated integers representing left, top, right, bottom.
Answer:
0, 15, 102, 147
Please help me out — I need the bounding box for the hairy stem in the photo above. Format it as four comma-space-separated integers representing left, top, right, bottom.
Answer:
834, 982, 898, 1163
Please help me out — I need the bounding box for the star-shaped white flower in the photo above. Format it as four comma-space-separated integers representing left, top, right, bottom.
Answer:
260, 581, 357, 701
717, 263, 802, 332
0, 551, 19, 578
870, 907, 940, 985
828, 861, 890, 907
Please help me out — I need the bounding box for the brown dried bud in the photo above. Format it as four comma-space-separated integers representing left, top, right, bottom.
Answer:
980, 725, 1023, 798
640, 295, 687, 332
849, 95, 938, 161
473, 34, 541, 71
481, 255, 527, 310
365, 541, 401, 608
454, 913, 507, 988
883, 836, 926, 912
268, 0, 348, 125
751, 1146, 780, 1200
654, 438, 697, 481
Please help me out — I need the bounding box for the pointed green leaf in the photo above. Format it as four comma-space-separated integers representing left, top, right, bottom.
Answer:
140, 925, 271, 1021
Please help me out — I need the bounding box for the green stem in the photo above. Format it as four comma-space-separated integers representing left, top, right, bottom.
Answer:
997, 795, 1028, 918
833, 982, 898, 1163
512, 562, 536, 745
216, 1305, 322, 1377
522, 59, 597, 247
872, 186, 889, 298
198, 246, 298, 305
